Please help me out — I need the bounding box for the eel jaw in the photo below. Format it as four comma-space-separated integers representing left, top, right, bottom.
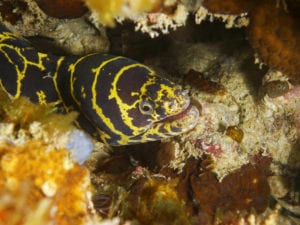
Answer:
156, 104, 200, 133
124, 103, 199, 145
139, 103, 200, 142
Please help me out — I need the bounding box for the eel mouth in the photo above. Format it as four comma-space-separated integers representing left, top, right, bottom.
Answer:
154, 103, 200, 132
131, 102, 200, 144
167, 104, 199, 124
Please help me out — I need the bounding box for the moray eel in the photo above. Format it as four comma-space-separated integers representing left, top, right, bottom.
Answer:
0, 23, 199, 145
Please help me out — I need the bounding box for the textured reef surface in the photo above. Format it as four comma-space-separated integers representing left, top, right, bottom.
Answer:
0, 0, 299, 225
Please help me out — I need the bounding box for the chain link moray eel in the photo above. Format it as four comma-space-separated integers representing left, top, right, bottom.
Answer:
0, 23, 199, 145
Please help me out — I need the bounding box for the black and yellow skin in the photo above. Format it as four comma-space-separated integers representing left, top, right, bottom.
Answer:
0, 23, 199, 145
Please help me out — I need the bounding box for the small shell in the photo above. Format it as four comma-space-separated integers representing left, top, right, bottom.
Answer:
264, 80, 289, 98
225, 126, 244, 143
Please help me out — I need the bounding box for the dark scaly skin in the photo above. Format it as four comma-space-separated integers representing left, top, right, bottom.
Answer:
0, 23, 199, 145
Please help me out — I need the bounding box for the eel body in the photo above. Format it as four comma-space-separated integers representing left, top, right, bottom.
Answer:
0, 23, 199, 145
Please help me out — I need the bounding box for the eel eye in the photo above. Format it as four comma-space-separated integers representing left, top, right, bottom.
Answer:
139, 101, 154, 115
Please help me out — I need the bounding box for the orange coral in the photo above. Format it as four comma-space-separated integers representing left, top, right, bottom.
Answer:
248, 0, 300, 81
0, 141, 95, 225
202, 0, 300, 81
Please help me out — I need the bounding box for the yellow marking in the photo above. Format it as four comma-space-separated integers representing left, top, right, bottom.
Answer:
52, 56, 76, 113
131, 91, 139, 96
68, 53, 97, 107
16, 50, 47, 98
108, 64, 156, 136
81, 86, 86, 99
156, 84, 179, 115
36, 90, 47, 105
0, 32, 21, 43
0, 78, 12, 97
0, 36, 48, 99
53, 57, 65, 101
91, 56, 131, 142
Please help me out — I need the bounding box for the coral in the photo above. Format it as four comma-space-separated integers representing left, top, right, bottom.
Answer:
85, 0, 176, 26
85, 0, 163, 26
0, 91, 94, 164
174, 156, 271, 225
193, 138, 224, 158
34, 0, 87, 18
0, 141, 97, 225
0, 93, 96, 224
86, 0, 188, 37
200, 0, 300, 81
124, 177, 190, 225
133, 4, 189, 38
249, 0, 300, 82
0, 1, 299, 223
0, 92, 77, 134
